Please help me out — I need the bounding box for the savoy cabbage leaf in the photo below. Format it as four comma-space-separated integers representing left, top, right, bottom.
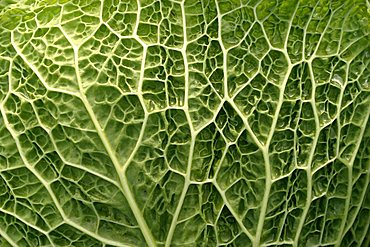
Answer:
0, 0, 369, 246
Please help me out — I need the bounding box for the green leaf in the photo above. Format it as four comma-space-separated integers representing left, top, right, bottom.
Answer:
0, 0, 369, 246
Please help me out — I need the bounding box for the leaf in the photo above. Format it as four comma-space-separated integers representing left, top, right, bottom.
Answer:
0, 0, 369, 246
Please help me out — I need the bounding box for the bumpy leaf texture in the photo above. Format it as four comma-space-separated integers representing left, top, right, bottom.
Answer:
0, 0, 369, 246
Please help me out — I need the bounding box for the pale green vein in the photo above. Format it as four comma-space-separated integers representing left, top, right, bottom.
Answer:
165, 1, 195, 245
0, 228, 17, 247
59, 25, 157, 247
7, 31, 132, 247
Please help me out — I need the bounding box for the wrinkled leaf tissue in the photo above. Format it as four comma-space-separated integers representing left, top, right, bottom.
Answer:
0, 0, 369, 246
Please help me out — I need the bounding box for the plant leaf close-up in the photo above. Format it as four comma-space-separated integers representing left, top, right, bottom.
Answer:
0, 0, 369, 246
